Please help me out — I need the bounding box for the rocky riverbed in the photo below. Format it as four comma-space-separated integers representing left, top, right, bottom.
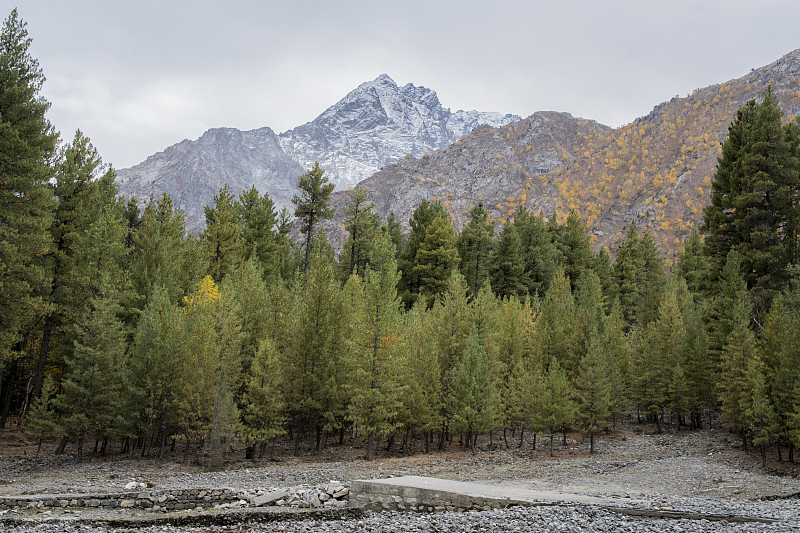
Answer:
1, 423, 798, 532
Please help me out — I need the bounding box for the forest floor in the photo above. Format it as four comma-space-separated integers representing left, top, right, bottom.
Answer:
0, 418, 799, 530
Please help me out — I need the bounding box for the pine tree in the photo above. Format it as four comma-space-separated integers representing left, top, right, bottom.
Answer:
237, 185, 283, 281
557, 210, 594, 291
398, 200, 448, 306
0, 9, 58, 390
55, 278, 128, 461
536, 357, 575, 456
338, 186, 380, 283
346, 229, 405, 460
203, 184, 242, 282
413, 213, 460, 305
130, 193, 188, 307
574, 327, 613, 453
30, 131, 104, 409
282, 235, 345, 453
457, 203, 495, 297
450, 331, 502, 452
241, 337, 286, 459
293, 162, 334, 273
513, 207, 558, 298
702, 88, 799, 317
490, 221, 526, 300
741, 350, 777, 467
612, 223, 643, 328
125, 284, 183, 459
717, 294, 756, 442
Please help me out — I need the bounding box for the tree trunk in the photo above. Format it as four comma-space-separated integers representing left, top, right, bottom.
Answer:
519, 427, 525, 448
549, 434, 555, 457
760, 444, 767, 468
503, 427, 509, 449
30, 312, 55, 412
590, 432, 595, 454
183, 438, 190, 464
55, 436, 68, 455
367, 432, 374, 461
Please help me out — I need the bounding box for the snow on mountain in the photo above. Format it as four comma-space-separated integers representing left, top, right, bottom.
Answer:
118, 74, 519, 232
278, 74, 519, 188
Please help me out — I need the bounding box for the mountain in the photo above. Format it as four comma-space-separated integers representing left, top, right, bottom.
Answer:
118, 75, 519, 232
327, 49, 800, 260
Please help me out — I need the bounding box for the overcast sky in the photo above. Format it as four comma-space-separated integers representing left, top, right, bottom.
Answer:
11, 1, 800, 169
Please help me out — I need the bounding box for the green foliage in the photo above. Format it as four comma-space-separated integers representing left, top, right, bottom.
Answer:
337, 186, 380, 283
490, 221, 526, 300
0, 9, 57, 369
449, 332, 502, 452
413, 213, 460, 305
293, 162, 335, 273
702, 88, 800, 317
457, 203, 495, 297
513, 207, 558, 298
203, 185, 242, 282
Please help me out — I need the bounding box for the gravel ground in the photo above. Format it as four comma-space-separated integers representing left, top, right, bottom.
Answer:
1, 423, 799, 532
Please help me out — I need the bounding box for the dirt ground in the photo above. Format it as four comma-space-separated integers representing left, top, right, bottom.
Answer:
0, 418, 799, 503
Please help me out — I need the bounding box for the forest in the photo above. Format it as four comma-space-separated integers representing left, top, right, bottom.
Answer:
3, 10, 800, 468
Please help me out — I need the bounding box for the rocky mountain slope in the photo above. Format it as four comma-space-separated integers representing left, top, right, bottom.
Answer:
118, 75, 518, 232
329, 49, 800, 260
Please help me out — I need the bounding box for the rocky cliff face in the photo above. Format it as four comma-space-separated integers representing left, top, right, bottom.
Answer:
328, 49, 800, 260
118, 74, 518, 232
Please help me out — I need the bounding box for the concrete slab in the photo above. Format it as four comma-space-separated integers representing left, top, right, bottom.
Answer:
351, 476, 635, 512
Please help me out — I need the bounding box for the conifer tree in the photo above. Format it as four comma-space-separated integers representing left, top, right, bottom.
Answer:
396, 301, 441, 451
536, 357, 575, 456
398, 200, 448, 306
717, 293, 756, 443
203, 184, 242, 282
55, 278, 128, 461
237, 185, 284, 281
457, 203, 495, 297
293, 162, 334, 273
741, 350, 777, 467
0, 9, 58, 391
490, 221, 526, 300
612, 223, 643, 328
31, 131, 104, 408
450, 331, 502, 452
346, 229, 405, 460
513, 207, 558, 298
574, 327, 612, 453
413, 213, 460, 305
241, 337, 286, 459
130, 193, 188, 307
338, 186, 380, 283
282, 235, 345, 453
702, 88, 799, 316
557, 210, 594, 290
125, 284, 183, 458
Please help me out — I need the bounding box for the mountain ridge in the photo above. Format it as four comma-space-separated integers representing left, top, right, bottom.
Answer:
325, 49, 800, 260
118, 74, 519, 232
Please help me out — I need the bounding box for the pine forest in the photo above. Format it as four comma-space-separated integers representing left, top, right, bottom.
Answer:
5, 9, 800, 471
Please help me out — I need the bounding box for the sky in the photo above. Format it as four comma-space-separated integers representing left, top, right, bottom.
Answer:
10, 1, 800, 170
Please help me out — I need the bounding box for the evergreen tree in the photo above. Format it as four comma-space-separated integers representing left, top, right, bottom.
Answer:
457, 203, 495, 297
450, 331, 502, 452
130, 193, 188, 307
413, 213, 460, 305
30, 131, 104, 408
557, 210, 594, 290
125, 284, 183, 458
490, 221, 526, 300
203, 184, 242, 282
346, 229, 405, 460
513, 207, 558, 298
717, 293, 756, 442
611, 223, 643, 328
337, 186, 380, 283
54, 278, 128, 461
292, 162, 334, 273
705, 250, 747, 371
398, 200, 448, 306
574, 327, 613, 453
237, 185, 284, 281
282, 235, 345, 453
742, 349, 777, 467
0, 9, 58, 390
702, 88, 799, 317
536, 357, 575, 456
241, 337, 286, 459
676, 229, 707, 295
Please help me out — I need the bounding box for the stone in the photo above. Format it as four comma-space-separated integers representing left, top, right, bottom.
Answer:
333, 487, 349, 499
120, 499, 135, 508
252, 490, 290, 507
